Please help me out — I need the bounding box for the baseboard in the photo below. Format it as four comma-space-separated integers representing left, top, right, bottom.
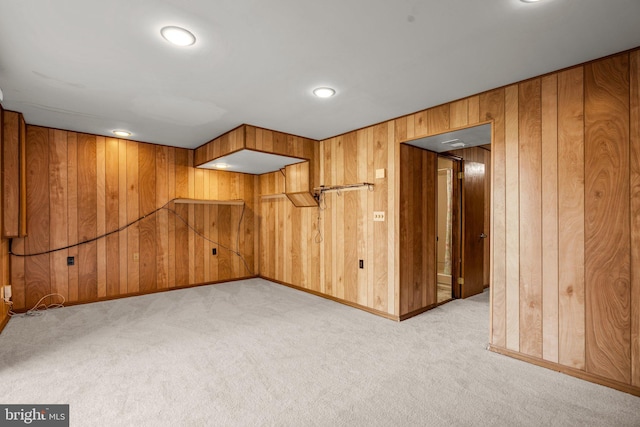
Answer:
10, 276, 258, 313
489, 345, 640, 398
399, 303, 440, 321
260, 276, 400, 321
0, 312, 9, 334
437, 273, 452, 285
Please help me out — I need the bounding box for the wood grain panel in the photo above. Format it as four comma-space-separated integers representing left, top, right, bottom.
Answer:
479, 89, 506, 348
541, 74, 559, 363
49, 129, 68, 300
19, 115, 27, 237
414, 111, 429, 137
2, 111, 20, 237
194, 204, 205, 283
504, 85, 520, 352
463, 160, 486, 298
557, 66, 585, 370
335, 138, 345, 299
468, 95, 480, 125
25, 126, 50, 308
67, 133, 79, 302
126, 141, 139, 293
373, 123, 388, 311
399, 144, 436, 315
138, 143, 156, 292
427, 105, 450, 135
203, 171, 211, 281
156, 146, 169, 289
343, 133, 358, 303
483, 148, 491, 288
449, 99, 469, 129
174, 149, 189, 286
518, 79, 543, 359
218, 204, 232, 280
117, 139, 128, 295
584, 54, 630, 384
77, 133, 97, 301
631, 50, 640, 387
96, 136, 106, 298
105, 138, 119, 296
167, 148, 176, 288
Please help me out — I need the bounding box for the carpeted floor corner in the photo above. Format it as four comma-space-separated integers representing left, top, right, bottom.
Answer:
0, 278, 638, 426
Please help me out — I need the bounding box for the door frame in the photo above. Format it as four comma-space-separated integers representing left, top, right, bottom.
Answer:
398, 120, 493, 304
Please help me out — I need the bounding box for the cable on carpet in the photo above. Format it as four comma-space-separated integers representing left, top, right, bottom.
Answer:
7, 293, 66, 318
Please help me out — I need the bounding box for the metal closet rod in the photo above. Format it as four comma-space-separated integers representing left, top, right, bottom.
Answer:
313, 183, 374, 194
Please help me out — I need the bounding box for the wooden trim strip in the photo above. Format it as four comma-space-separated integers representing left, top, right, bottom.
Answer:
261, 276, 400, 321
399, 303, 439, 321
0, 310, 9, 334
260, 193, 287, 200
9, 276, 257, 313
489, 345, 640, 397
173, 198, 244, 205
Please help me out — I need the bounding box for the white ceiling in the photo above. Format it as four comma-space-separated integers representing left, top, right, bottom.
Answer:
199, 149, 303, 175
0, 0, 639, 149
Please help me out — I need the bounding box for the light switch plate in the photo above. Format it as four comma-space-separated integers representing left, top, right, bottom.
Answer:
375, 168, 386, 179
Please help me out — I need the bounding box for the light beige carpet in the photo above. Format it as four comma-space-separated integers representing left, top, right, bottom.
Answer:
0, 278, 638, 426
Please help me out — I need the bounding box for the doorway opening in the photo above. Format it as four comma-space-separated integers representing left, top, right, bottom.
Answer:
437, 156, 456, 303
402, 122, 491, 305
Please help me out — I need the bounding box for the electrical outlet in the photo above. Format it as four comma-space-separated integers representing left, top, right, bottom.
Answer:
133, 253, 139, 262
375, 168, 386, 179
212, 248, 217, 256
373, 211, 385, 222
67, 256, 75, 266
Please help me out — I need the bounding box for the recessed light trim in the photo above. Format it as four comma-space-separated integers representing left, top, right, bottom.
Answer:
160, 26, 196, 47
520, 0, 542, 3
313, 87, 336, 98
112, 130, 132, 137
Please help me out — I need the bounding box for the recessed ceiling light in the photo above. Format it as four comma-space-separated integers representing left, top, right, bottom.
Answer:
113, 130, 131, 137
212, 163, 230, 169
160, 26, 196, 47
313, 87, 336, 98
520, 0, 542, 3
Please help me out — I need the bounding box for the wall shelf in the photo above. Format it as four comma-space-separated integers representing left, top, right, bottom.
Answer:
260, 194, 287, 200
173, 198, 245, 205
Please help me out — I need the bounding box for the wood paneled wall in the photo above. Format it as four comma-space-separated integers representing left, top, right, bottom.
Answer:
259, 173, 320, 292
399, 144, 437, 316
258, 122, 397, 317
484, 50, 640, 393
389, 49, 639, 394
2, 110, 24, 238
194, 125, 245, 166
0, 106, 12, 331
10, 126, 257, 311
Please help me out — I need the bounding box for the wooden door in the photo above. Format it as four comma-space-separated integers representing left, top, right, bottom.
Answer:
461, 161, 486, 298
